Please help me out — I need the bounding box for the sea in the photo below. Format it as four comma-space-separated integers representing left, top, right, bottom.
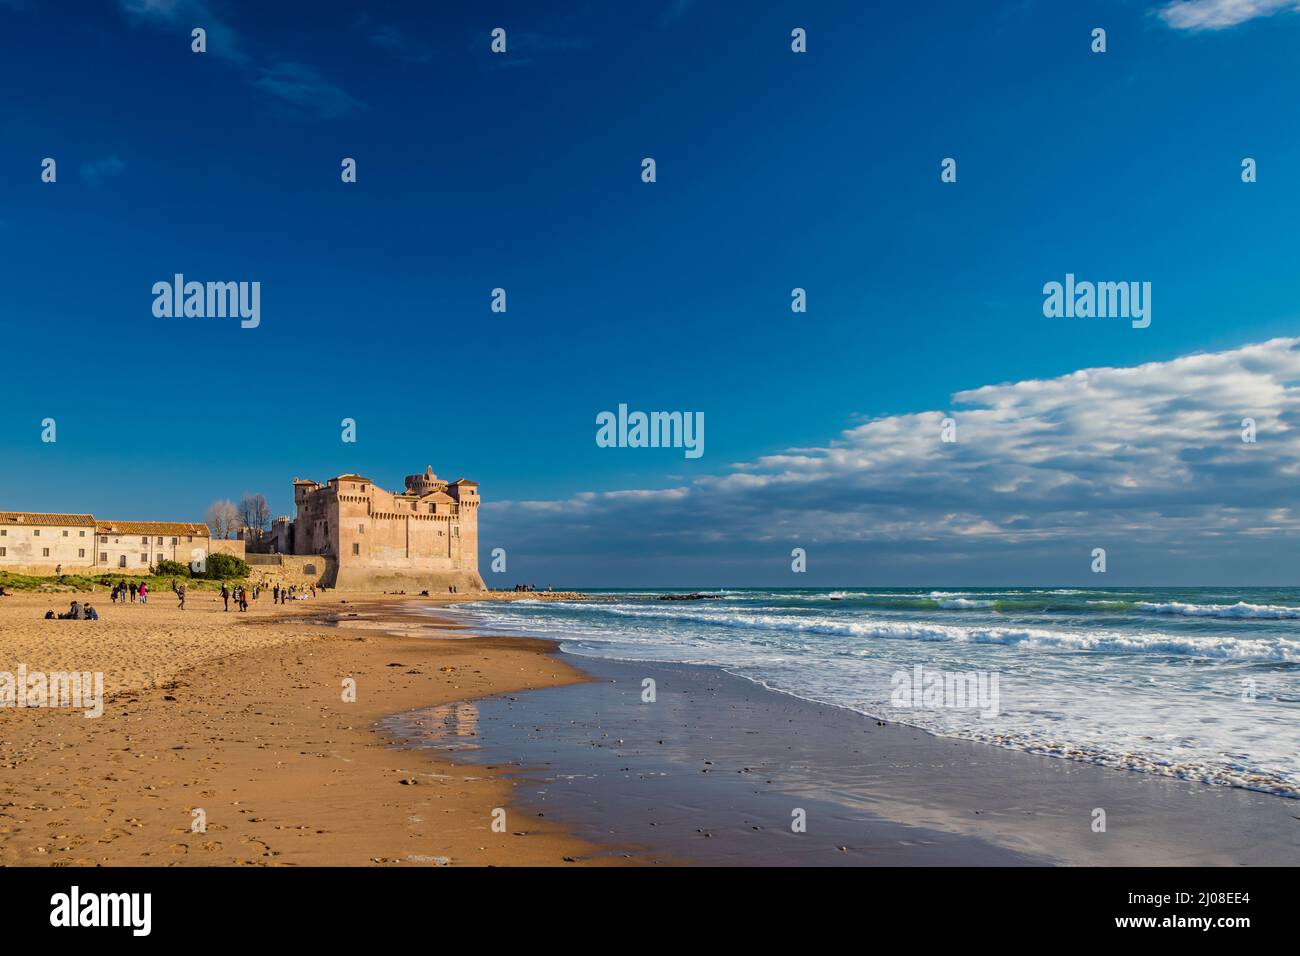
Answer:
443, 587, 1300, 799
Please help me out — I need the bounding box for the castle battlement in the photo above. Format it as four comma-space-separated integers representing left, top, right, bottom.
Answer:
286, 466, 481, 591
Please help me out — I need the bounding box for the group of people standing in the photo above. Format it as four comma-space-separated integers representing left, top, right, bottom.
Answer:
220, 582, 251, 612
109, 580, 148, 604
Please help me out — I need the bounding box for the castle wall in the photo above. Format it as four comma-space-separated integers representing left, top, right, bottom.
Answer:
289, 469, 482, 591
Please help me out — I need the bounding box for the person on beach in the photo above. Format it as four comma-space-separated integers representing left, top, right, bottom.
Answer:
272, 584, 279, 604
59, 600, 84, 620
139, 582, 148, 604
84, 603, 99, 621
221, 582, 230, 611
177, 584, 186, 610
129, 582, 138, 603
239, 587, 249, 612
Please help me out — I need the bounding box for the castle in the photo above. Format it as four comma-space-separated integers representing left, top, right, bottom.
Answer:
0, 465, 483, 592
257, 466, 483, 592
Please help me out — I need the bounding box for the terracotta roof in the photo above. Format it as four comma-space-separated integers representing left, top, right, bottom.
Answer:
450, 478, 478, 486
0, 512, 97, 526
96, 521, 211, 536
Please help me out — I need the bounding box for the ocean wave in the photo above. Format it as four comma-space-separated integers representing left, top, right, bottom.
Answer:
1138, 601, 1300, 619
569, 604, 1300, 662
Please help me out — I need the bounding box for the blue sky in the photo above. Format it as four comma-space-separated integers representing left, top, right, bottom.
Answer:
3, 0, 1300, 585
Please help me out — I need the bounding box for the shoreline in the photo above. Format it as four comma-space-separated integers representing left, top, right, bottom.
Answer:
0, 589, 620, 866
391, 648, 1300, 866
4, 587, 1296, 866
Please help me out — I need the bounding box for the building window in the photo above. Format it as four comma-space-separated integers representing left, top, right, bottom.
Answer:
0, 529, 5, 535
100, 535, 107, 543
100, 553, 107, 562
171, 537, 178, 546
142, 536, 149, 545
140, 554, 148, 563
78, 549, 85, 558
0, 547, 5, 556
351, 543, 360, 556
358, 524, 364, 534
33, 529, 40, 536
42, 547, 50, 557
157, 537, 163, 545
62, 530, 69, 536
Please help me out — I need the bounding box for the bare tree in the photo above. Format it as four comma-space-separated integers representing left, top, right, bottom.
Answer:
205, 499, 241, 540
237, 494, 272, 535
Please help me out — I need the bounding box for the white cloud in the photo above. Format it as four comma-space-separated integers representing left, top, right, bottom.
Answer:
1159, 0, 1300, 30
486, 338, 1300, 581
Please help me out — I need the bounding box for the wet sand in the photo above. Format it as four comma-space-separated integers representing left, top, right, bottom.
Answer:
388, 654, 1300, 866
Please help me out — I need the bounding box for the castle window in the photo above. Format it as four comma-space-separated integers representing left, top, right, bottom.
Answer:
351, 543, 360, 556
358, 524, 364, 534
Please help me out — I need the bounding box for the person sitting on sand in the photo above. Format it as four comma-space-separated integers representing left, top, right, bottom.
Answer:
84, 604, 99, 621
0, 586, 9, 597
58, 600, 84, 620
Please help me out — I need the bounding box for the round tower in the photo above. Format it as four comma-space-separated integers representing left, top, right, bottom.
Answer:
404, 465, 446, 496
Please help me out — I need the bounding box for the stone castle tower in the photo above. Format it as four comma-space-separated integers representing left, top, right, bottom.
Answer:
290, 466, 481, 591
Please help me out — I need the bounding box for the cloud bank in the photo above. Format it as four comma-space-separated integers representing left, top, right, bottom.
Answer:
485, 338, 1300, 584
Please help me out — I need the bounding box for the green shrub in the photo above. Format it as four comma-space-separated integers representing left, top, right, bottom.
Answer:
152, 559, 191, 577
201, 552, 251, 580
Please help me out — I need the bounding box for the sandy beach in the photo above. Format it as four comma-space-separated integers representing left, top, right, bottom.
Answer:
4, 587, 1296, 868
0, 589, 618, 866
